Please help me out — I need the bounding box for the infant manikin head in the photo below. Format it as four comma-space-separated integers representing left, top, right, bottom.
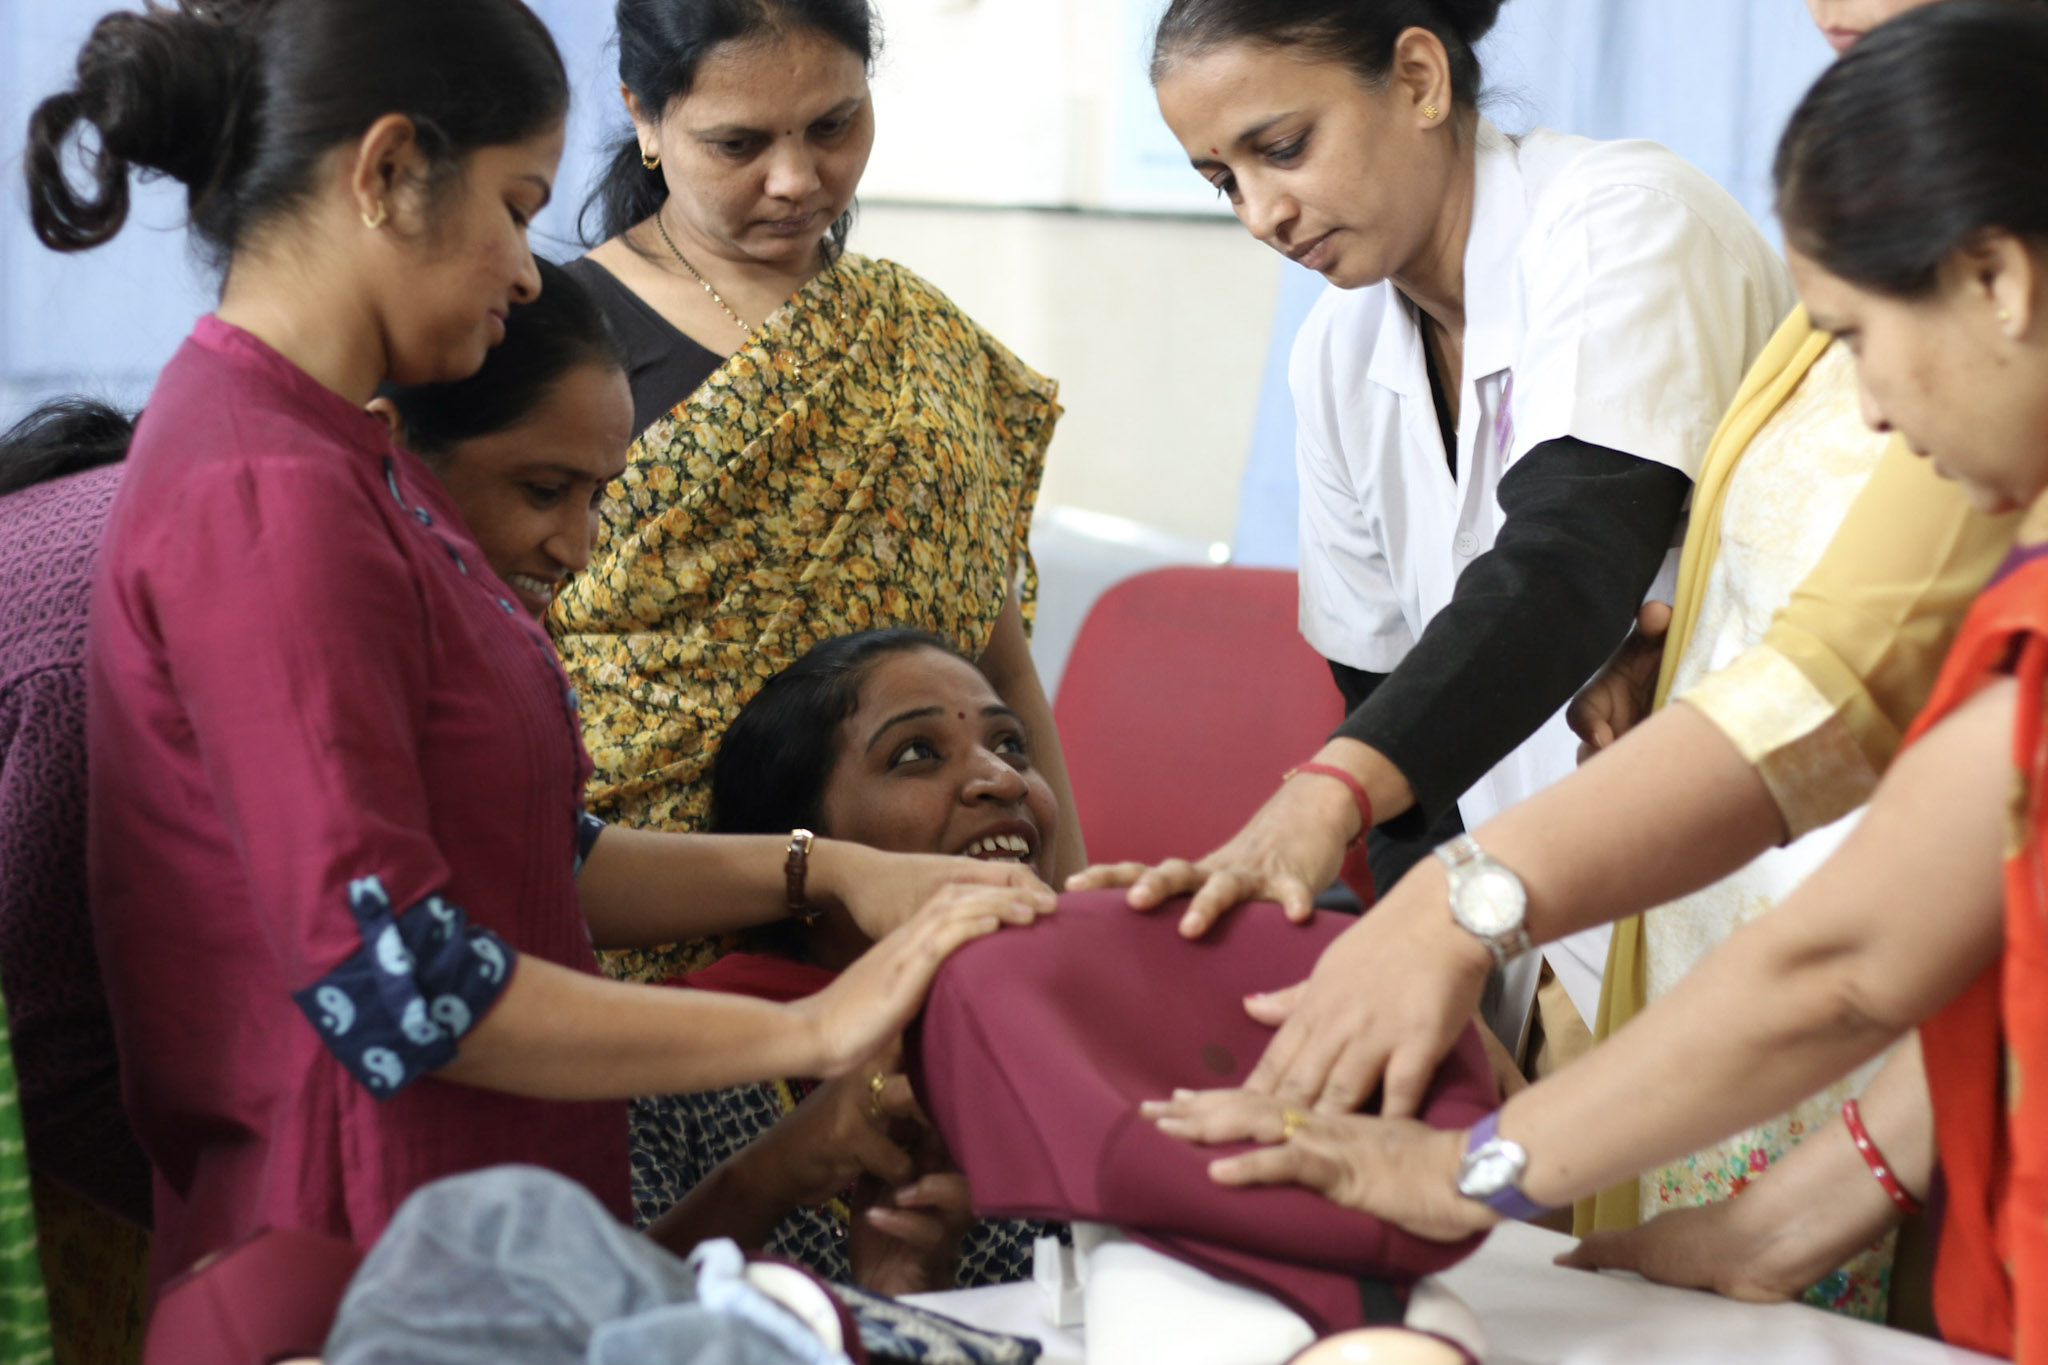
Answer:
1288, 1327, 1474, 1365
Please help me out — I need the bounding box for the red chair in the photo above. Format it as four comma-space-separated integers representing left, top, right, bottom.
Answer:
1052, 566, 1366, 899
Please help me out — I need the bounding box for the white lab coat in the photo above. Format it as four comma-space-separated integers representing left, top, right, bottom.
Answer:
1291, 119, 1796, 1037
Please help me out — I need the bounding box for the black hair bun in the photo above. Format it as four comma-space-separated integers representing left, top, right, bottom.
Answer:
26, 6, 255, 251
1431, 0, 1507, 47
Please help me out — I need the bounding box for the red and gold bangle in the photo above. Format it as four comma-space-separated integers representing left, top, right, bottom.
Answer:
1283, 763, 1374, 847
1842, 1098, 1921, 1215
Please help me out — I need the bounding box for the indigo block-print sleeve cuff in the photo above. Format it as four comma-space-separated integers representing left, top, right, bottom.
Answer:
291, 875, 516, 1098
574, 811, 607, 877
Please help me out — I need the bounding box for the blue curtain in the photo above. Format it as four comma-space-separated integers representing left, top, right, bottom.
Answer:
1229, 0, 1835, 566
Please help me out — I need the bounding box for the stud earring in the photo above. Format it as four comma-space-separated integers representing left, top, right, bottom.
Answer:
641, 148, 660, 170
1999, 308, 2014, 324
361, 200, 388, 230
1424, 104, 1441, 120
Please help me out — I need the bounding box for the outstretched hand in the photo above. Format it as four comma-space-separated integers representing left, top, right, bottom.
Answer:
1066, 765, 1360, 938
1556, 1203, 1805, 1304
821, 842, 1054, 942
1236, 858, 1497, 1118
795, 882, 1053, 1079
1141, 1087, 1493, 1244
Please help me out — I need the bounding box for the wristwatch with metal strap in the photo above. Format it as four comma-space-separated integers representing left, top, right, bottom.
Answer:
1432, 833, 1532, 969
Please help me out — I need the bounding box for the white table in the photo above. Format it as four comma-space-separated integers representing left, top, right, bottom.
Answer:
909, 1223, 2002, 1365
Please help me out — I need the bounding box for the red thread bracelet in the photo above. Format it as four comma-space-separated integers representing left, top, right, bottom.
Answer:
1842, 1098, 1921, 1215
1284, 763, 1374, 847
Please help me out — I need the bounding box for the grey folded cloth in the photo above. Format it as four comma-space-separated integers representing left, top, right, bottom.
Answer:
324, 1164, 847, 1365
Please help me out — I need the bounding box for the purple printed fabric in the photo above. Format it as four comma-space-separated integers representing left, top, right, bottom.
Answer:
0, 462, 152, 1225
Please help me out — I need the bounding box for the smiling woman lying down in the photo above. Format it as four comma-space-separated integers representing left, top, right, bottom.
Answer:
631, 629, 1060, 1294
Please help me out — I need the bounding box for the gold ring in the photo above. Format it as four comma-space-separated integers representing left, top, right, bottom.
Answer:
1280, 1108, 1309, 1142
866, 1072, 889, 1123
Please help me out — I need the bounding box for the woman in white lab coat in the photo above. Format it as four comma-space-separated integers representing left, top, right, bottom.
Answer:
1075, 0, 1794, 1066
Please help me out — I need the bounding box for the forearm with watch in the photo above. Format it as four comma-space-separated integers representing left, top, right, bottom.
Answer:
1431, 680, 2006, 1229
576, 823, 856, 950
1445, 701, 1786, 953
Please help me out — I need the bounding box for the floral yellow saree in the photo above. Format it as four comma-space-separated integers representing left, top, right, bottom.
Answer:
549, 253, 1058, 981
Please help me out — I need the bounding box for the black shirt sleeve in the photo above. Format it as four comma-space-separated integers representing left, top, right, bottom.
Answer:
1333, 436, 1691, 837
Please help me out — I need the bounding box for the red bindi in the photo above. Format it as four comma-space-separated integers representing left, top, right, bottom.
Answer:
957, 711, 968, 720
1210, 147, 1219, 155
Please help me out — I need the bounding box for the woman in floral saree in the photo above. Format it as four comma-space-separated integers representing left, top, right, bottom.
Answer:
553, 0, 1078, 984
1145, 6, 2048, 1355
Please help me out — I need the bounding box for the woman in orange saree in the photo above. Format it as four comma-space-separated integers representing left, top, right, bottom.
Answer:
1898, 533, 2048, 1356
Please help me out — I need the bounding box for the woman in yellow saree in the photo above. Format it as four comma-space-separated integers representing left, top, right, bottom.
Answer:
551, 0, 1078, 983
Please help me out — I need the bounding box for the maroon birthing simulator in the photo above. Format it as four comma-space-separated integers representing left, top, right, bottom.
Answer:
907, 890, 1498, 1335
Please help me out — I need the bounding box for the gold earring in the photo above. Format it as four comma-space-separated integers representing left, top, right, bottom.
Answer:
641, 148, 660, 170
2000, 308, 2014, 324
361, 200, 388, 230
1424, 104, 1441, 120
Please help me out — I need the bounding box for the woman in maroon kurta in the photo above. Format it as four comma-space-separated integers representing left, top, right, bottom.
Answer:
91, 314, 627, 1282
29, 0, 1047, 1294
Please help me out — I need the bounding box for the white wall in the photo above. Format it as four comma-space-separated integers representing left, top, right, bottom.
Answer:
862, 0, 1219, 215
853, 0, 1278, 547
850, 204, 1278, 546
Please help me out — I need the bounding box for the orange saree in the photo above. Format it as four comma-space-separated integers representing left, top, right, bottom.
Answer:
1902, 529, 2048, 1361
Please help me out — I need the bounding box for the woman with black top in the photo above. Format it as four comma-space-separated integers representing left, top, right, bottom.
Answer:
551, 0, 1081, 987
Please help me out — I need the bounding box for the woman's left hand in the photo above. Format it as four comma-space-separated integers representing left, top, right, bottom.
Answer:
1555, 1203, 1803, 1303
849, 1170, 976, 1296
814, 840, 1054, 941
1141, 1088, 1495, 1244
849, 1099, 977, 1296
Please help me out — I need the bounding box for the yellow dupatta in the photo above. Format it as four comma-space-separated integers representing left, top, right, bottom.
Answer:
549, 253, 1059, 981
1573, 309, 1834, 1235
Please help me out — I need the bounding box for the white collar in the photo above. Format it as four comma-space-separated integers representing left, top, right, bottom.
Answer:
1366, 117, 1529, 401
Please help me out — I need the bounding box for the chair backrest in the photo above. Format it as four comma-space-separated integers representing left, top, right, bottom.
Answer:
1052, 566, 1345, 869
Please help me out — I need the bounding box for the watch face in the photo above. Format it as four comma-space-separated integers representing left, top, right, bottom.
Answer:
1458, 866, 1525, 936
1458, 1140, 1524, 1197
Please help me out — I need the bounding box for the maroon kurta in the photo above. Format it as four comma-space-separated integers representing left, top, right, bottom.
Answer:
88, 317, 627, 1291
